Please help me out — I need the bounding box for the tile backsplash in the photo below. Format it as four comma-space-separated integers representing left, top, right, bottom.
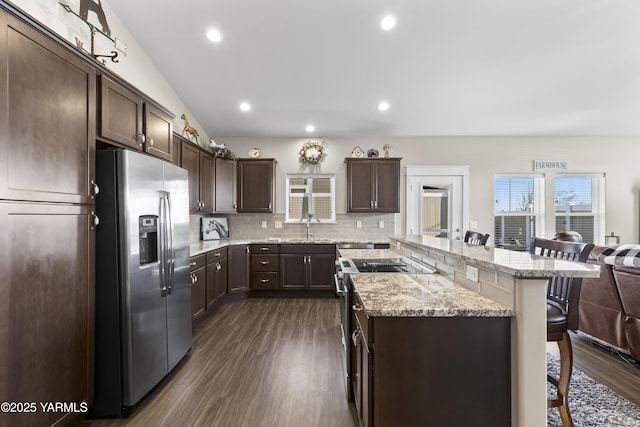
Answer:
190, 213, 395, 242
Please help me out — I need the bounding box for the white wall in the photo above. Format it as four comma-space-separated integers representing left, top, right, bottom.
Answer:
10, 0, 211, 147
221, 136, 640, 244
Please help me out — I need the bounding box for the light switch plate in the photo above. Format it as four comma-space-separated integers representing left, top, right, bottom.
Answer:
275, 221, 282, 229
469, 220, 478, 229
261, 221, 267, 229
466, 265, 479, 282
378, 220, 385, 229
356, 221, 362, 229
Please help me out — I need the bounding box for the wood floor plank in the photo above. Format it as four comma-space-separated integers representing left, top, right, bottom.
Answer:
85, 298, 356, 427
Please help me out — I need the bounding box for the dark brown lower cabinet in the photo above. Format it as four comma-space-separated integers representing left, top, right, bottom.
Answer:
0, 202, 95, 427
228, 245, 250, 293
351, 293, 511, 427
189, 254, 206, 321
279, 244, 335, 290
206, 251, 228, 309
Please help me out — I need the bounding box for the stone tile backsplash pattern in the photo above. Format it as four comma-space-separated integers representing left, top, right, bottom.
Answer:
190, 213, 395, 243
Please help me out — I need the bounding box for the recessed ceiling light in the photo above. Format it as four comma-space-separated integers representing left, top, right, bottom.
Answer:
380, 14, 397, 31
239, 102, 252, 112
378, 101, 390, 112
206, 27, 222, 43
305, 124, 315, 133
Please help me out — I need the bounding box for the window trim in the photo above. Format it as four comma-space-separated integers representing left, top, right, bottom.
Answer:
285, 174, 336, 224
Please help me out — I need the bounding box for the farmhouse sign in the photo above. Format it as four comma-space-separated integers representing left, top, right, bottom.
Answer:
533, 160, 568, 172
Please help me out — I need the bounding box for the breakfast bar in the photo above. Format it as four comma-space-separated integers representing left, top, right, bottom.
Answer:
387, 235, 601, 427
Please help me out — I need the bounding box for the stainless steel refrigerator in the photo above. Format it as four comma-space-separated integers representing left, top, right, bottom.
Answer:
90, 149, 192, 417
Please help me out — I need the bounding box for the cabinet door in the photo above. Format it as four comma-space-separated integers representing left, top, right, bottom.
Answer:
0, 15, 96, 204
215, 158, 237, 212
308, 253, 336, 290
280, 254, 307, 290
374, 160, 400, 212
228, 245, 250, 294
144, 103, 174, 162
191, 267, 206, 321
98, 76, 143, 150
206, 258, 227, 309
237, 159, 275, 213
347, 160, 375, 212
0, 202, 95, 426
199, 151, 215, 213
181, 142, 201, 212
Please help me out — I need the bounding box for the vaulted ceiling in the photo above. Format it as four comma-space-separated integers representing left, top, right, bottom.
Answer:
106, 0, 640, 138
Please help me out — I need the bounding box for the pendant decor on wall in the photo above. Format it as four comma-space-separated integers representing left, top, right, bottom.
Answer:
59, 0, 127, 65
300, 140, 328, 164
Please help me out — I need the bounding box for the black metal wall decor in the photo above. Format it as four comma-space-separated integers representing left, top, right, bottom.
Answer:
59, 0, 126, 65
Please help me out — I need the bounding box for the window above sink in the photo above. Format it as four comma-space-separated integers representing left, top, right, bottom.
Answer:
285, 174, 336, 224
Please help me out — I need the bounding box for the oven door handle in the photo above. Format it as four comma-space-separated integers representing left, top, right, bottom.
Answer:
334, 274, 345, 296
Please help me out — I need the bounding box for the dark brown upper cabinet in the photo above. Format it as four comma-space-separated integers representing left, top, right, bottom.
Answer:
215, 157, 237, 213
237, 159, 276, 213
0, 13, 97, 204
178, 135, 214, 213
98, 76, 174, 162
346, 158, 401, 213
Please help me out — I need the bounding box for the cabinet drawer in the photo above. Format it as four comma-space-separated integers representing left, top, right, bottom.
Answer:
190, 254, 206, 271
251, 255, 278, 271
251, 244, 279, 254
206, 247, 228, 263
353, 292, 370, 348
250, 272, 279, 290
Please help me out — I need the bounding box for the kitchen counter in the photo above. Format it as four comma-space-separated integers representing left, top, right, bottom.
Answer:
350, 273, 512, 317
337, 248, 402, 259
191, 238, 388, 257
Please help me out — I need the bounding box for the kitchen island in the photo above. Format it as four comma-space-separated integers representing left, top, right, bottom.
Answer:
386, 235, 601, 427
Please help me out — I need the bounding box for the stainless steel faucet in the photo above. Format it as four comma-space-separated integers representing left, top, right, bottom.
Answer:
306, 214, 314, 239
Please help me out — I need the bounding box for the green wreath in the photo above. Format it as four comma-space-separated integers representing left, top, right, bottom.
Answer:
300, 140, 327, 164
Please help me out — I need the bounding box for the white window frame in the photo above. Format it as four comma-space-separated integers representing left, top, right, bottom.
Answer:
285, 174, 336, 224
494, 174, 545, 248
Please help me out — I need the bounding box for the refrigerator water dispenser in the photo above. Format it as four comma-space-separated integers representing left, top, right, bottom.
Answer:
139, 215, 158, 265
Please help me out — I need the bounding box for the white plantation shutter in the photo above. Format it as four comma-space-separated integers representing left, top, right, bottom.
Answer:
494, 175, 545, 249
554, 174, 605, 244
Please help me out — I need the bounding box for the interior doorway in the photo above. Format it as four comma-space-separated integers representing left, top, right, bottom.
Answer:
406, 166, 469, 240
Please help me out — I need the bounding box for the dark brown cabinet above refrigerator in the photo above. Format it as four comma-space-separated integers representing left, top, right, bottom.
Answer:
345, 158, 401, 213
98, 75, 174, 163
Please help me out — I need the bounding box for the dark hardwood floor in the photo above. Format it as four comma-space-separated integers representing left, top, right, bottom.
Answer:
85, 298, 356, 427
85, 298, 640, 426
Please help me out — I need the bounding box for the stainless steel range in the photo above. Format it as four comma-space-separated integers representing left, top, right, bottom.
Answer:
334, 255, 437, 399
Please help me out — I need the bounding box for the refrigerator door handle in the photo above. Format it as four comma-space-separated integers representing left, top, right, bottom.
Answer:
159, 191, 168, 294
166, 191, 175, 294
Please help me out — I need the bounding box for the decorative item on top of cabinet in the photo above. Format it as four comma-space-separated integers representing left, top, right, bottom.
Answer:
382, 144, 391, 157
237, 159, 277, 213
351, 146, 365, 158
208, 139, 237, 159
300, 140, 328, 164
98, 76, 174, 162
367, 149, 379, 158
345, 158, 401, 213
248, 147, 262, 158
180, 113, 200, 143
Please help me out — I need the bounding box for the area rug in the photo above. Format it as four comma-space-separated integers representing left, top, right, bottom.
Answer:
547, 354, 640, 426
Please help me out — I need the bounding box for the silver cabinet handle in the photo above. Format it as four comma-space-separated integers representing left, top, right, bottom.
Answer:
91, 180, 100, 198
260, 247, 269, 251
370, 201, 374, 208
234, 203, 237, 209
148, 136, 154, 146
260, 278, 269, 283
352, 303, 363, 311
246, 247, 250, 254
268, 202, 272, 210
260, 261, 269, 265
216, 262, 221, 271
214, 252, 221, 257
91, 212, 99, 229
374, 200, 378, 208
190, 261, 197, 266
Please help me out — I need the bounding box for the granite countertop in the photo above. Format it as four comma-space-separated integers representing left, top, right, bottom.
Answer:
350, 273, 513, 317
338, 248, 402, 259
190, 238, 388, 257
389, 234, 600, 279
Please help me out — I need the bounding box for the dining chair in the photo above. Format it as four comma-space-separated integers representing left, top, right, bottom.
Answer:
463, 230, 490, 246
528, 237, 594, 427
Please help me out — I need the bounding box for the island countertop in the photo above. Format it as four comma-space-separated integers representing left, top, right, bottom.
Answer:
350, 273, 513, 318
190, 238, 388, 257
389, 234, 600, 278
